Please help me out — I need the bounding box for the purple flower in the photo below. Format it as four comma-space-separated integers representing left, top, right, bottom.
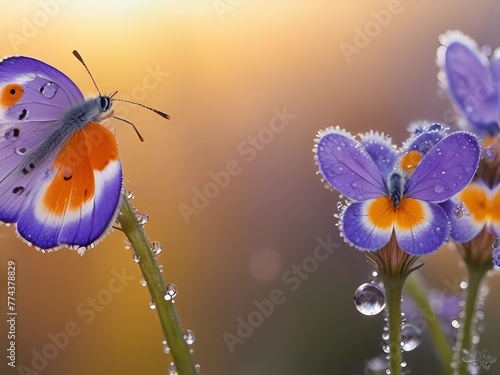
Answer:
314, 126, 480, 255
438, 30, 500, 139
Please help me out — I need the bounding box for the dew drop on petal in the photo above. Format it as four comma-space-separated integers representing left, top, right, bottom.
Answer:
433, 185, 445, 194
132, 253, 141, 263
139, 279, 147, 287
454, 204, 465, 219
401, 323, 422, 351
354, 283, 386, 316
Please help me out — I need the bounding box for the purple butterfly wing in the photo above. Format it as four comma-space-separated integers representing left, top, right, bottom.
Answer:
0, 56, 84, 223
0, 56, 123, 252
315, 127, 387, 200
440, 32, 498, 136
405, 132, 480, 202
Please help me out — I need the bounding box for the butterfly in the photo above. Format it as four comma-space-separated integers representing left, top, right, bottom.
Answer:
0, 51, 168, 253
314, 127, 480, 255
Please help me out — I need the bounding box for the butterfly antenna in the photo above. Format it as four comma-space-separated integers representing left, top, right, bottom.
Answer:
113, 116, 145, 142
72, 50, 102, 96
112, 98, 171, 120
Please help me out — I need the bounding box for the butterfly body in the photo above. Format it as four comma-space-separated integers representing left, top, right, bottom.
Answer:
0, 55, 122, 253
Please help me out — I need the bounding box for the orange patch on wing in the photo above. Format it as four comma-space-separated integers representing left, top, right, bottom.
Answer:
0, 84, 24, 107
459, 183, 500, 223
43, 122, 119, 216
368, 196, 426, 230
400, 150, 422, 174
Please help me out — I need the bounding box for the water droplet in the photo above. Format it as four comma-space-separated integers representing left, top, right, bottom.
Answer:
401, 323, 422, 351
151, 241, 163, 255
195, 364, 201, 373
164, 283, 177, 301
15, 147, 27, 155
132, 253, 141, 263
139, 279, 147, 287
433, 185, 445, 194
114, 219, 122, 230
39, 82, 58, 98
158, 265, 164, 273
353, 283, 386, 316
136, 212, 149, 225
167, 362, 178, 375
454, 204, 465, 219
451, 319, 460, 328
183, 329, 195, 345
365, 354, 389, 374
162, 340, 170, 354
149, 298, 156, 309
123, 189, 134, 199
460, 281, 468, 289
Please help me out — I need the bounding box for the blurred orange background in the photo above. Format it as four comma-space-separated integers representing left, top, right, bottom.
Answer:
1, 1, 500, 374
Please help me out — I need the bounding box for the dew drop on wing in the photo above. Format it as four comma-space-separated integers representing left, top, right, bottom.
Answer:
39, 82, 59, 98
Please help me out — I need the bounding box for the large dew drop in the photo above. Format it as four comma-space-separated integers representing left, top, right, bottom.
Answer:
354, 283, 386, 316
401, 323, 422, 351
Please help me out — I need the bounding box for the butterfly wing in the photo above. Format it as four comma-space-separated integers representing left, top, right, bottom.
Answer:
0, 56, 85, 221
314, 127, 387, 200
16, 122, 122, 251
404, 132, 480, 202
439, 31, 499, 136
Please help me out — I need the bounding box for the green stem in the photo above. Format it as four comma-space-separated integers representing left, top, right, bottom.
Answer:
382, 275, 404, 375
404, 274, 452, 374
453, 264, 488, 375
117, 194, 197, 375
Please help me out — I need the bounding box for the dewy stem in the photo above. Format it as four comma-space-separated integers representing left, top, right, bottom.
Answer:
382, 275, 404, 375
404, 274, 452, 374
117, 194, 197, 375
453, 263, 489, 375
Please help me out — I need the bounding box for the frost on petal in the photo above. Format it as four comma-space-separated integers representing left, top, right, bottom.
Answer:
359, 130, 397, 180
314, 127, 387, 200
